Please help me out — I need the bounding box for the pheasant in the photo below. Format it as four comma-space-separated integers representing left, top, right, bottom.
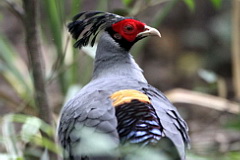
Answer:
58, 11, 190, 160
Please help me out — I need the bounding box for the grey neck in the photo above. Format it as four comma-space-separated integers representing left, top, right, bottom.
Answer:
92, 32, 147, 83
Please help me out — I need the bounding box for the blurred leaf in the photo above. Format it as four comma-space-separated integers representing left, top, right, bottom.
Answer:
32, 136, 61, 154
3, 114, 54, 137
0, 33, 33, 100
187, 152, 211, 160
40, 149, 50, 160
2, 115, 23, 159
75, 126, 118, 155
1, 114, 61, 157
198, 69, 217, 83
42, 0, 67, 93
69, 0, 83, 86
210, 0, 222, 9
122, 146, 170, 160
0, 154, 24, 160
42, 0, 63, 54
122, 0, 133, 7
177, 52, 202, 75
226, 117, 240, 130
183, 0, 195, 12
0, 154, 11, 160
20, 117, 42, 143
222, 152, 240, 160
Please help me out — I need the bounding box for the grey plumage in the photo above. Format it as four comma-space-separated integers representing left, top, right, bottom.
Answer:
58, 11, 190, 160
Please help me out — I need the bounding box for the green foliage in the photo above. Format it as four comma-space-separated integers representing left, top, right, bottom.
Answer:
42, 0, 66, 93
122, 0, 134, 7
187, 152, 211, 160
182, 0, 222, 11
0, 114, 61, 159
42, 0, 63, 52
210, 0, 222, 9
0, 114, 173, 160
183, 0, 196, 12
0, 33, 34, 108
222, 152, 240, 160
226, 117, 240, 130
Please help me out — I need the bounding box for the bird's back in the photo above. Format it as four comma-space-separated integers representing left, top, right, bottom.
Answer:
58, 77, 189, 160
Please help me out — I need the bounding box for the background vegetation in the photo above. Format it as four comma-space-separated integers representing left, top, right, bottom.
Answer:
0, 0, 239, 159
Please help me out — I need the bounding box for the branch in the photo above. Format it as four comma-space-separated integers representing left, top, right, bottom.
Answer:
165, 88, 240, 114
232, 0, 240, 100
22, 0, 58, 159
4, 0, 24, 23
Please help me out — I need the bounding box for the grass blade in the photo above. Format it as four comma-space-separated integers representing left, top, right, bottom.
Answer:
0, 33, 33, 102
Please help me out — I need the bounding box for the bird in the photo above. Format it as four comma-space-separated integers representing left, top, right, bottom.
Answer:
58, 11, 190, 160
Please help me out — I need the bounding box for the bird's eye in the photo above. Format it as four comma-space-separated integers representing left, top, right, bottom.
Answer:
123, 24, 134, 33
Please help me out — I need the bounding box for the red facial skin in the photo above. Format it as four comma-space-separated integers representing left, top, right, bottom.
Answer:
111, 19, 146, 42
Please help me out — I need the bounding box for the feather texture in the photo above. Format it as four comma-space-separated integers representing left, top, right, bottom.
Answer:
59, 10, 190, 160
68, 11, 126, 48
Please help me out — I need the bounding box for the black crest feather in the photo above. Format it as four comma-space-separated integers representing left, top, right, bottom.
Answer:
68, 11, 126, 48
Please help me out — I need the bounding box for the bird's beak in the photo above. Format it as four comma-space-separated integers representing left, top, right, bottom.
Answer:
137, 25, 161, 38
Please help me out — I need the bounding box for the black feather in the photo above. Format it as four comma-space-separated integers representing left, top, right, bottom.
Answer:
91, 31, 100, 47
72, 11, 86, 21
67, 11, 126, 49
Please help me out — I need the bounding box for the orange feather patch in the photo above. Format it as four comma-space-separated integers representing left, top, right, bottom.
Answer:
110, 89, 150, 107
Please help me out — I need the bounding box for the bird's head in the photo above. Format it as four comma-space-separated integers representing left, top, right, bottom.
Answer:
68, 11, 161, 51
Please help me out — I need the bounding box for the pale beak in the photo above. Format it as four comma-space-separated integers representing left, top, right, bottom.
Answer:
137, 25, 161, 38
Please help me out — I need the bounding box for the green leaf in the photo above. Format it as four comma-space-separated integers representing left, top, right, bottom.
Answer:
226, 117, 240, 130
222, 152, 240, 160
3, 114, 54, 137
71, 126, 118, 155
0, 33, 33, 102
0, 154, 24, 160
210, 0, 222, 9
42, 0, 63, 55
32, 136, 61, 154
122, 0, 133, 7
183, 0, 195, 12
20, 117, 42, 143
186, 152, 211, 160
1, 114, 61, 156
2, 115, 23, 158
42, 0, 68, 94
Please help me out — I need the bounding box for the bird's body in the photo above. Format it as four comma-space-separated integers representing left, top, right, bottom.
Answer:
58, 11, 189, 160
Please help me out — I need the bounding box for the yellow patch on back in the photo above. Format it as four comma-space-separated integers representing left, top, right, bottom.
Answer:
110, 89, 150, 107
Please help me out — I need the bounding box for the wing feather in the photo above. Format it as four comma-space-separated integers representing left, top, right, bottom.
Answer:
142, 85, 190, 160
58, 90, 119, 159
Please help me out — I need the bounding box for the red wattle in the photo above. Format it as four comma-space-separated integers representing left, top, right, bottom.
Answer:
112, 19, 145, 42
